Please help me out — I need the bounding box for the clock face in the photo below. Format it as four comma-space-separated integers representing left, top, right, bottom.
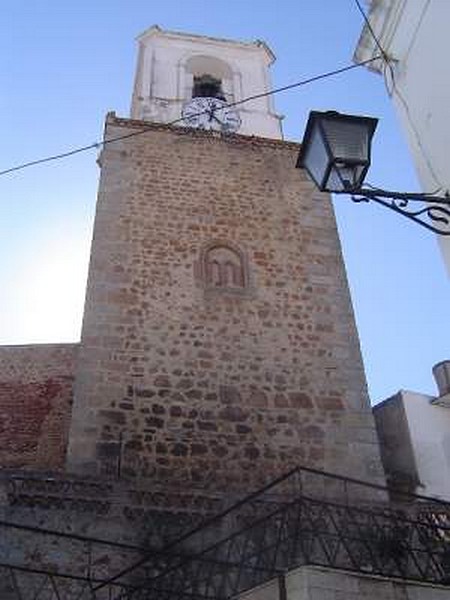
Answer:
181, 97, 241, 133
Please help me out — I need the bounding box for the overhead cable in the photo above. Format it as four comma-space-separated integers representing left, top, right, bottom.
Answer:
354, 0, 442, 189
0, 56, 380, 178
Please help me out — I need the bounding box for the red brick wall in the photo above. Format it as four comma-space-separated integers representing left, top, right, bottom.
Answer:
0, 344, 77, 470
67, 118, 384, 491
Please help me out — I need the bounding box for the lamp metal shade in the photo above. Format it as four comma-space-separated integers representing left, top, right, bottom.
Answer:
297, 111, 378, 192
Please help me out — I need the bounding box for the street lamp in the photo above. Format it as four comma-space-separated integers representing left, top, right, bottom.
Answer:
296, 110, 450, 236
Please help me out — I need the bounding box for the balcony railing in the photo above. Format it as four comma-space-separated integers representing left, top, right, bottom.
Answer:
0, 465, 449, 599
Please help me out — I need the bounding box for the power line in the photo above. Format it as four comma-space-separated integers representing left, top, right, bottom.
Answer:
0, 56, 380, 178
354, 0, 389, 64
354, 0, 443, 189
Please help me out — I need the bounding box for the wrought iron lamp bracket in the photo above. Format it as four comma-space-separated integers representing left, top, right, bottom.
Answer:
335, 188, 450, 236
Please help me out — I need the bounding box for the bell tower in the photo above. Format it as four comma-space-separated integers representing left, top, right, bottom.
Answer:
67, 26, 384, 493
130, 25, 283, 138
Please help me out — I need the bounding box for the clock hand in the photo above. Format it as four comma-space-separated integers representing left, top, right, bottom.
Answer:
208, 101, 223, 123
207, 102, 225, 126
205, 98, 215, 121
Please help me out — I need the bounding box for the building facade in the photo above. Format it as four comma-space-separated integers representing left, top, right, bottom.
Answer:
0, 24, 448, 600
354, 0, 450, 274
374, 360, 450, 501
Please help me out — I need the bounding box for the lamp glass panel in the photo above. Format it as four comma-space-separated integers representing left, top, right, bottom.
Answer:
321, 118, 370, 163
326, 164, 365, 192
302, 125, 330, 189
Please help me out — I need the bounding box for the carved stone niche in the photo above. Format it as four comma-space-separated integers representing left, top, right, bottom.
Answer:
196, 241, 249, 293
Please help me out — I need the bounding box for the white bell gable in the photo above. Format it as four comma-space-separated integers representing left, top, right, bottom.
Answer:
131, 25, 283, 139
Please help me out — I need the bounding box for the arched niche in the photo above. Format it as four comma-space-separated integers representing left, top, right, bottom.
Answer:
183, 55, 234, 102
198, 242, 248, 291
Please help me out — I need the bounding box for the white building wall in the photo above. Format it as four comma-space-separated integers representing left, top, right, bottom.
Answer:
240, 565, 450, 600
402, 390, 450, 501
354, 0, 450, 275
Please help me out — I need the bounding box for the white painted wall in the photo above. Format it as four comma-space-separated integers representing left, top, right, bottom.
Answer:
131, 25, 282, 139
402, 390, 450, 500
354, 0, 450, 275
240, 565, 450, 599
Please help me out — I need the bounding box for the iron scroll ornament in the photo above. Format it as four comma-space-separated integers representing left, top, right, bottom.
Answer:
334, 187, 450, 236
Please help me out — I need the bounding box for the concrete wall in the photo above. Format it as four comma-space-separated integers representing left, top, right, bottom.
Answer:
0, 344, 77, 470
355, 0, 450, 274
403, 390, 450, 500
66, 116, 384, 493
374, 390, 450, 501
241, 566, 450, 600
373, 392, 420, 494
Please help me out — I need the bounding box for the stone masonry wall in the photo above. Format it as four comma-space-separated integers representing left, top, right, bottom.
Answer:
373, 393, 420, 494
0, 344, 77, 470
67, 117, 384, 493
0, 470, 220, 599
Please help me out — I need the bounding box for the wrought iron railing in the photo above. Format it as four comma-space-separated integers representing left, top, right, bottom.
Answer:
0, 465, 449, 599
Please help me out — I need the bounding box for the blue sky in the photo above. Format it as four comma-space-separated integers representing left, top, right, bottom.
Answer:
1, 0, 448, 403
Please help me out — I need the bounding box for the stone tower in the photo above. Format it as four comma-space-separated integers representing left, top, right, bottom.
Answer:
66, 26, 384, 493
